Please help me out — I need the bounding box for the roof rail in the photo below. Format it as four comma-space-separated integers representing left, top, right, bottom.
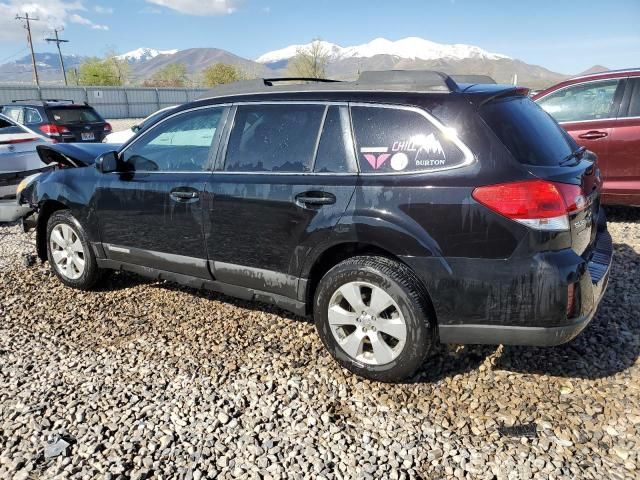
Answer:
356, 70, 459, 92
11, 98, 75, 104
198, 69, 461, 100
450, 74, 497, 84
263, 77, 341, 85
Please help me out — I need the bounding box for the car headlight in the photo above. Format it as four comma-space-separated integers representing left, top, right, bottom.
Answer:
16, 172, 41, 198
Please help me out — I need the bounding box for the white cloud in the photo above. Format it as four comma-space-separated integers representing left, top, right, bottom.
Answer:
69, 13, 109, 30
0, 1, 109, 41
94, 5, 113, 14
145, 0, 241, 15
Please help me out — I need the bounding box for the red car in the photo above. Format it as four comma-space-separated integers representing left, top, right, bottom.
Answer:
533, 69, 640, 206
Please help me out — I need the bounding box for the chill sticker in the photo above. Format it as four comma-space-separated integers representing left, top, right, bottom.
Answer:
361, 133, 447, 171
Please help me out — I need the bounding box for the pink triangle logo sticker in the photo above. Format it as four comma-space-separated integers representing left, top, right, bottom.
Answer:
361, 147, 390, 170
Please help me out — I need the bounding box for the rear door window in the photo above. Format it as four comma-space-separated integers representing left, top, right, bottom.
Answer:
314, 106, 356, 173
24, 108, 42, 124
49, 107, 102, 124
537, 79, 621, 122
351, 105, 468, 173
224, 104, 325, 173
623, 78, 640, 118
481, 96, 575, 166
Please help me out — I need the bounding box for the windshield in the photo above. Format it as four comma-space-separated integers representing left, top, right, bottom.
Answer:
480, 96, 576, 166
49, 107, 102, 124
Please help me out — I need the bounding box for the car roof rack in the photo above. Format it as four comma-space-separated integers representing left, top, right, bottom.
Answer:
199, 70, 461, 100
450, 74, 497, 84
11, 99, 76, 105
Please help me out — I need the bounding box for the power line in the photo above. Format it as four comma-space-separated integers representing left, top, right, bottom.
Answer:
45, 29, 69, 86
15, 13, 41, 86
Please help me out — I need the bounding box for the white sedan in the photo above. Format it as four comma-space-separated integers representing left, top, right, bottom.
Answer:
103, 106, 177, 144
0, 114, 51, 222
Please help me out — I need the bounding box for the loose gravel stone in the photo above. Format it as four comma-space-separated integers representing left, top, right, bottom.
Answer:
0, 207, 639, 479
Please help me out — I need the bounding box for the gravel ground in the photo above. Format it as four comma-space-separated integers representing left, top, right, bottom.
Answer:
0, 208, 639, 479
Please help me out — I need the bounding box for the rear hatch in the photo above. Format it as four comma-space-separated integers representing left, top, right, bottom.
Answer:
47, 106, 108, 142
478, 92, 602, 258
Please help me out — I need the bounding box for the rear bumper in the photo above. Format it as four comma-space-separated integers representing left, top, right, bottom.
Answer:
402, 221, 613, 346
437, 228, 612, 346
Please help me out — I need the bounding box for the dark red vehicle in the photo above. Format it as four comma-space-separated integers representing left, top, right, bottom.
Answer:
534, 69, 640, 206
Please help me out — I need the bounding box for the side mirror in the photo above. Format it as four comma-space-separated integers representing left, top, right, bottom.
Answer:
95, 151, 119, 173
131, 125, 139, 132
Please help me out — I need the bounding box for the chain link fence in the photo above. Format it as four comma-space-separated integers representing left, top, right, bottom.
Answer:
0, 85, 209, 119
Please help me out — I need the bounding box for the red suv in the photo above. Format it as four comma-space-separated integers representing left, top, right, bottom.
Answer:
533, 69, 640, 206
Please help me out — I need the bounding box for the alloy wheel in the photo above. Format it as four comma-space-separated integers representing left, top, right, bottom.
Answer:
328, 281, 407, 365
49, 223, 86, 280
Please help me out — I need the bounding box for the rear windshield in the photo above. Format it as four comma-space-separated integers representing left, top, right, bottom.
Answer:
480, 96, 576, 166
49, 107, 102, 124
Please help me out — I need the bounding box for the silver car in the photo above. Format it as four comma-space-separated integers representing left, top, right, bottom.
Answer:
0, 114, 50, 222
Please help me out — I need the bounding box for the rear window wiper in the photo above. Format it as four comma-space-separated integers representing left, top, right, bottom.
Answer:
559, 146, 586, 166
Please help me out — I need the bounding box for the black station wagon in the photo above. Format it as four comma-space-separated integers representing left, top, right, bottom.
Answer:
17, 71, 613, 381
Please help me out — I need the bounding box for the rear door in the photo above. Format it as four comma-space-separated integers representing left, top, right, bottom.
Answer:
607, 77, 640, 204
96, 105, 228, 277
205, 102, 357, 297
536, 78, 626, 196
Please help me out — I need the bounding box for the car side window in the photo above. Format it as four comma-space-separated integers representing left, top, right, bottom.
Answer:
537, 80, 620, 122
224, 104, 325, 173
314, 106, 356, 173
3, 107, 24, 124
351, 105, 466, 173
121, 107, 224, 172
24, 108, 42, 124
625, 79, 640, 118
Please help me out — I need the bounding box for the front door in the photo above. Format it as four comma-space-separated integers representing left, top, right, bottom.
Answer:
536, 77, 626, 196
96, 105, 228, 277
205, 103, 357, 297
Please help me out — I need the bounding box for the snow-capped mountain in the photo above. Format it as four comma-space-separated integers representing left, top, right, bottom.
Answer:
256, 37, 509, 64
116, 48, 178, 63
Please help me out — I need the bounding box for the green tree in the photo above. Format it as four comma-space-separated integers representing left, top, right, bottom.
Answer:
143, 63, 188, 87
286, 39, 330, 79
202, 63, 245, 87
77, 55, 130, 86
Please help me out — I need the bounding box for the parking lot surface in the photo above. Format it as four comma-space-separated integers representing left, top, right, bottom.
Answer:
0, 208, 638, 479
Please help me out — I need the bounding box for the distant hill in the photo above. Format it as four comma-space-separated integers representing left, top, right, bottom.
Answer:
0, 52, 85, 84
130, 48, 271, 80
0, 37, 610, 89
577, 65, 609, 76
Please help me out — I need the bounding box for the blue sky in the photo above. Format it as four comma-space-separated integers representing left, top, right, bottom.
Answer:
1, 0, 639, 74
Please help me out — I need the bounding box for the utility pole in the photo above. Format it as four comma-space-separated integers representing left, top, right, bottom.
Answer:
46, 29, 69, 86
15, 13, 40, 86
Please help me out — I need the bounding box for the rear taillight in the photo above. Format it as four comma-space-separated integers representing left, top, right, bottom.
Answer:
104, 123, 112, 132
39, 124, 70, 136
472, 180, 587, 231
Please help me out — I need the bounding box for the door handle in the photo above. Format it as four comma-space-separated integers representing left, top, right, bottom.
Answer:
170, 190, 199, 201
579, 131, 608, 140
295, 191, 336, 207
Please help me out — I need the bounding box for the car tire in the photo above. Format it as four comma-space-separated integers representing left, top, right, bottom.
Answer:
314, 255, 435, 382
46, 210, 102, 290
